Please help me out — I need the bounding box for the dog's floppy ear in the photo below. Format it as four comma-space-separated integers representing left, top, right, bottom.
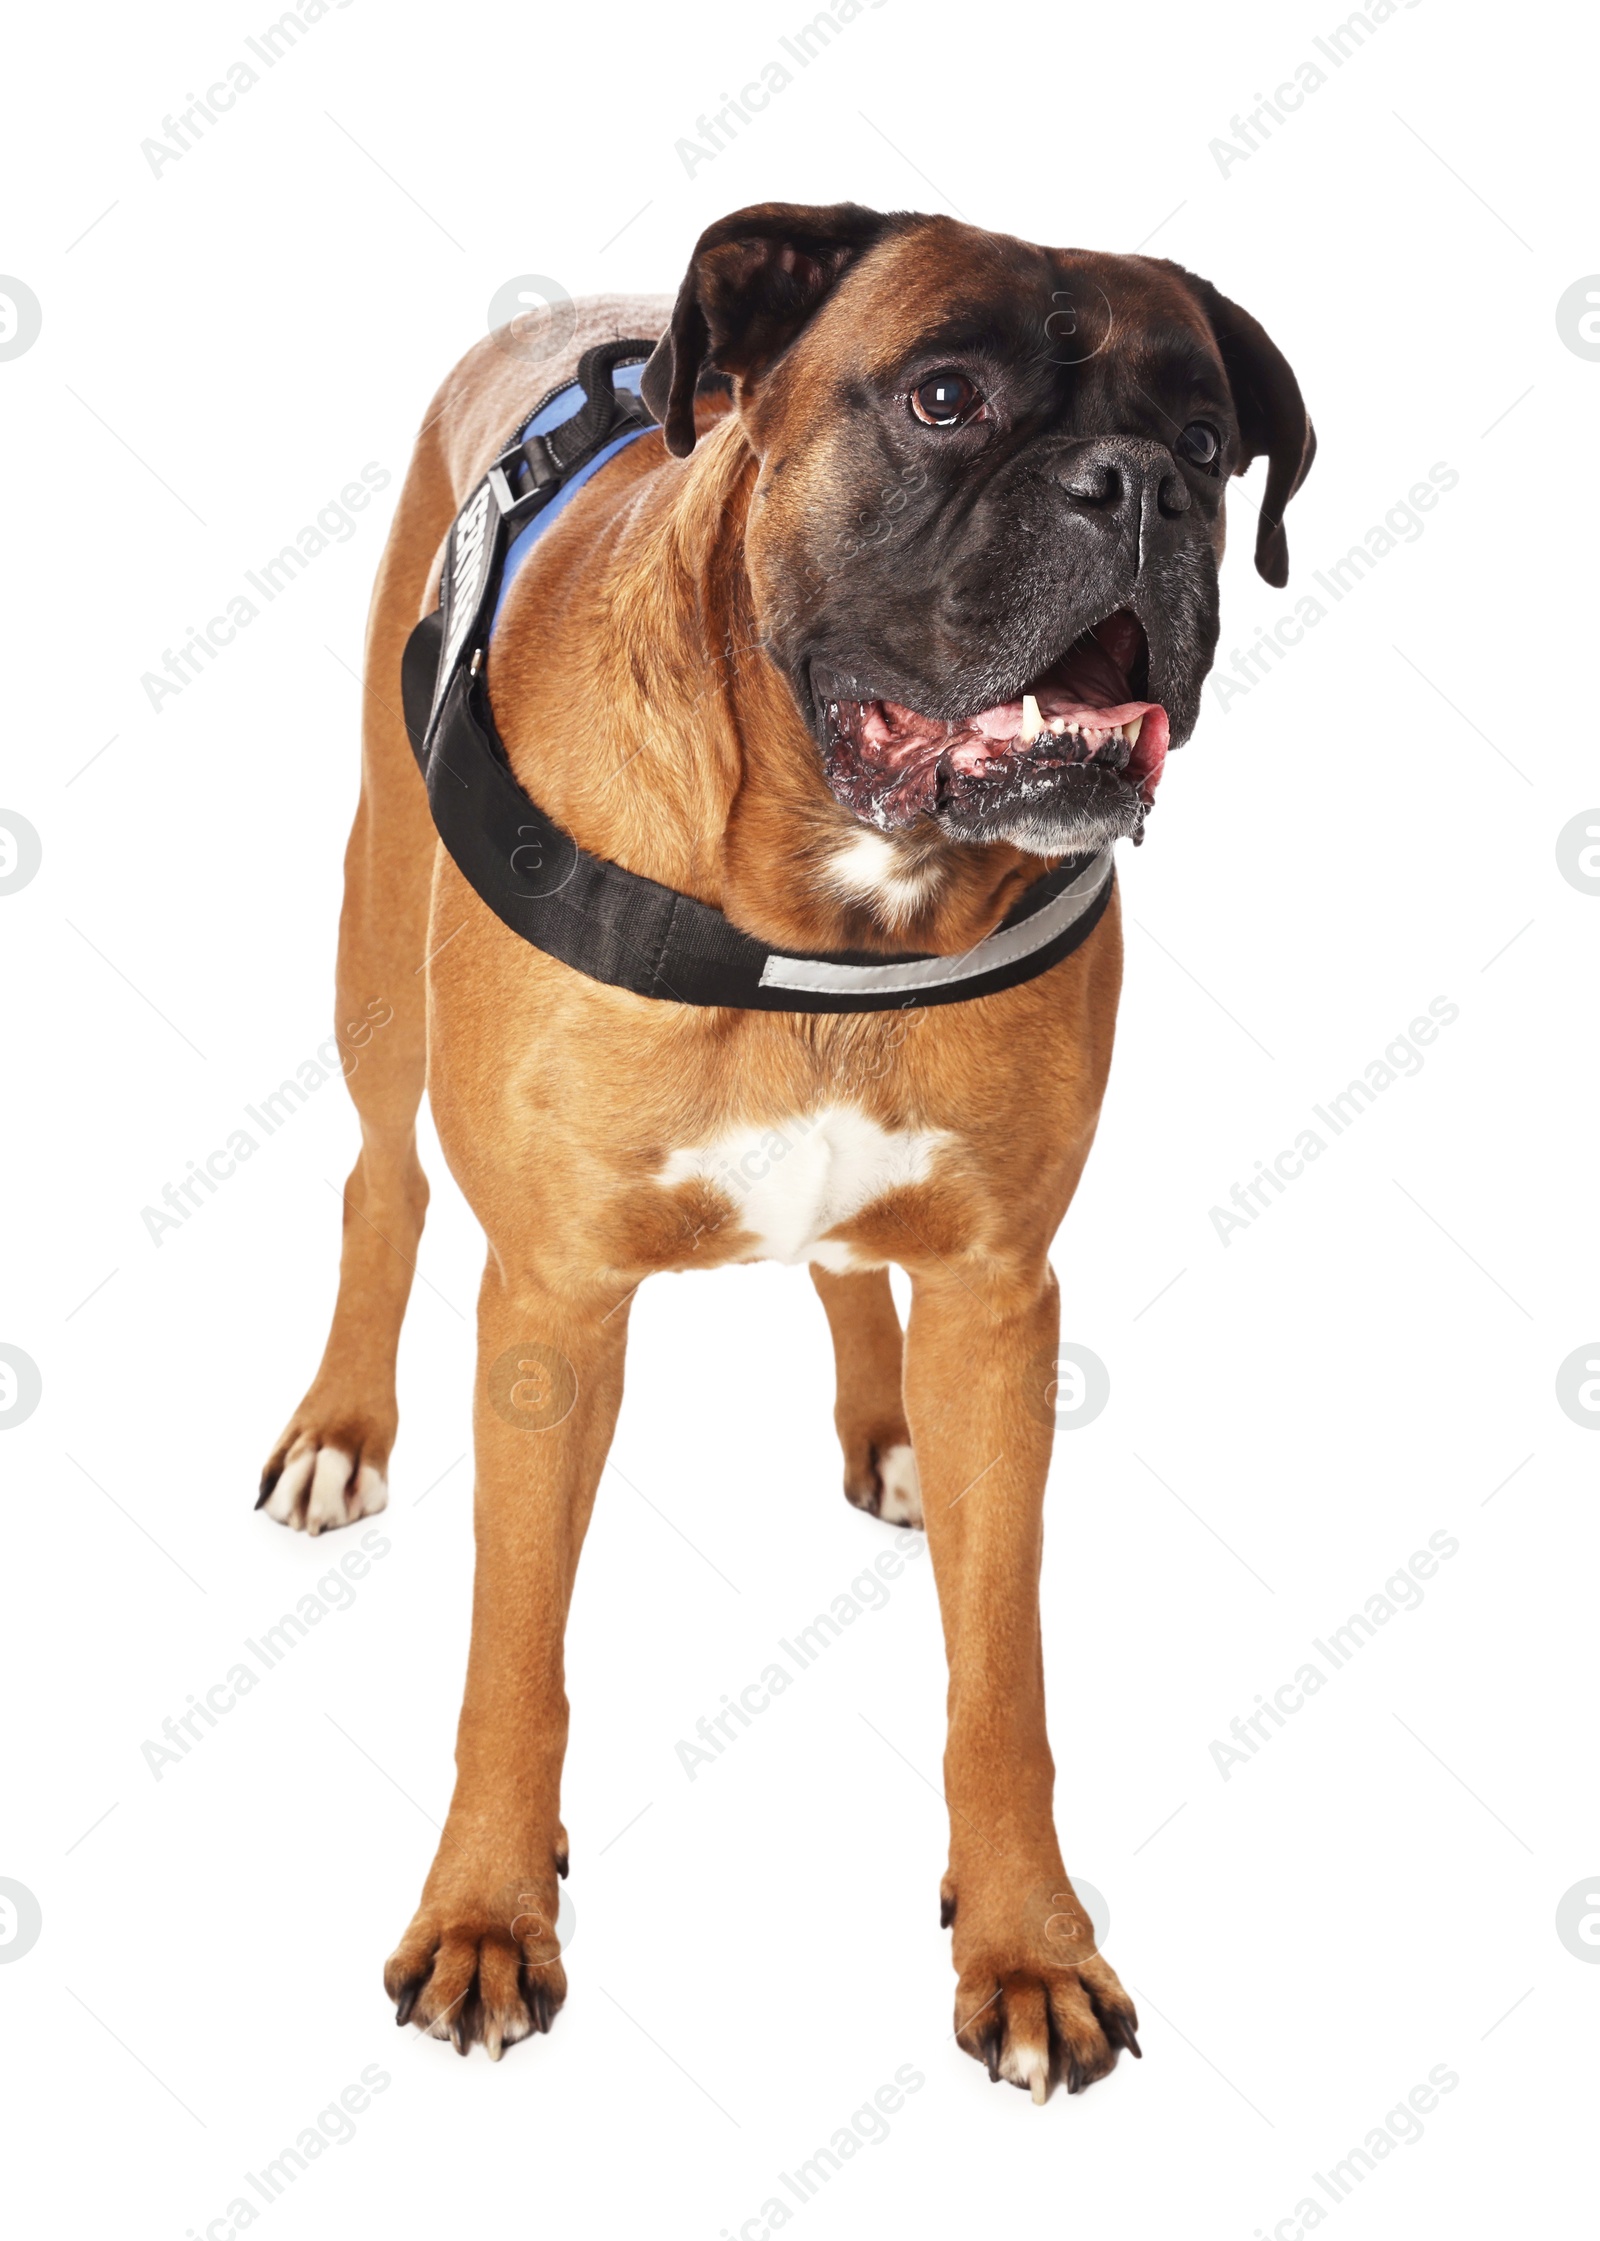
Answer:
642, 201, 901, 457
1163, 266, 1316, 588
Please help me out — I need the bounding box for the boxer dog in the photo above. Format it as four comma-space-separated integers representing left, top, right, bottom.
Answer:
259, 203, 1312, 2097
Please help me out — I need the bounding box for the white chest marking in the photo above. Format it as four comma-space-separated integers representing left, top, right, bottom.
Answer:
657, 1105, 948, 1268
826, 830, 939, 931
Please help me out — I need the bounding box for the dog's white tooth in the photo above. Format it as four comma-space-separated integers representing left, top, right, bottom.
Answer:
1047, 716, 1067, 734
1123, 714, 1143, 750
1031, 2071, 1048, 2105
1020, 692, 1042, 743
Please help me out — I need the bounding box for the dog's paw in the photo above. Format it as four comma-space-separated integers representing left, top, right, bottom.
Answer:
844, 1439, 925, 1528
875, 1442, 924, 1525
955, 1950, 1139, 2101
258, 1433, 388, 1535
945, 1876, 1139, 2102
385, 1893, 566, 2060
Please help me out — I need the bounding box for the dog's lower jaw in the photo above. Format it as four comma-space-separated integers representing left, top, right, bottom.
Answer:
932, 784, 1149, 857
817, 729, 1155, 855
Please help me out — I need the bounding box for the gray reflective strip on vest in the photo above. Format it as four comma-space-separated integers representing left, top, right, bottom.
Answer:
756, 846, 1114, 997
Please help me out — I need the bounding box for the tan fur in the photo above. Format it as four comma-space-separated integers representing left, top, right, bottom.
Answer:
263, 254, 1142, 2086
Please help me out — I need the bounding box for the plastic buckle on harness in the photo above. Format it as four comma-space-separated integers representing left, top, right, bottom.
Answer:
487, 431, 562, 527
488, 371, 656, 529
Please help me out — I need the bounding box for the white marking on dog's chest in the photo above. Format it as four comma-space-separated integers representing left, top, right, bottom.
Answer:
657, 1105, 948, 1267
826, 831, 939, 930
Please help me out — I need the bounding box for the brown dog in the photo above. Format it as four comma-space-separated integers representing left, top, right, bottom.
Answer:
259, 204, 1312, 2096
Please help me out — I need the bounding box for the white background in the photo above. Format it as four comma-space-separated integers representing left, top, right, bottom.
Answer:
2, 1, 1595, 2234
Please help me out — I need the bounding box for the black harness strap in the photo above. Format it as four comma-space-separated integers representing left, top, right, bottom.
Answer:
400, 346, 1115, 1013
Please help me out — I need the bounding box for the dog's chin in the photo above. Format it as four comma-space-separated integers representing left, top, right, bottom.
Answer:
930, 763, 1150, 854
813, 608, 1174, 857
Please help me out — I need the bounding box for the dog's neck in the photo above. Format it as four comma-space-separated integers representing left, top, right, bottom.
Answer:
491, 412, 1058, 960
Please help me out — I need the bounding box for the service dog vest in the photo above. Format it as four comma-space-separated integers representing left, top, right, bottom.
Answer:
401, 339, 1115, 1013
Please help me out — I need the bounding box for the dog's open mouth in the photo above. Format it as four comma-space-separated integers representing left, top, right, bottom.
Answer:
820, 610, 1171, 840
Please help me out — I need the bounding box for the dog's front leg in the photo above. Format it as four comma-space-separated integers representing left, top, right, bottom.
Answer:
384, 1266, 627, 2058
903, 1262, 1140, 2101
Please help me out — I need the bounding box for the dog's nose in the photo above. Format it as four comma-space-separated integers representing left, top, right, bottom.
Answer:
1057, 437, 1191, 531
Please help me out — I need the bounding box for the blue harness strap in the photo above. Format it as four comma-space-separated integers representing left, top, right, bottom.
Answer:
491, 361, 652, 634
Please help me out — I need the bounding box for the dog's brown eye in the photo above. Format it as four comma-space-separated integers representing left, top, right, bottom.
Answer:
911, 371, 982, 427
1176, 420, 1222, 468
